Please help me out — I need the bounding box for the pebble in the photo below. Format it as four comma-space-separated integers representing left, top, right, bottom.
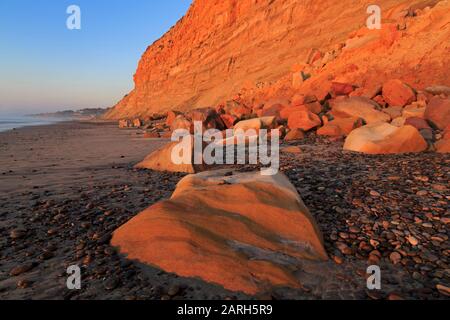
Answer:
10, 263, 36, 276
167, 285, 181, 297
17, 279, 33, 289
436, 284, 450, 297
370, 191, 381, 197
407, 236, 419, 246
389, 252, 402, 265
336, 242, 352, 255
10, 228, 27, 239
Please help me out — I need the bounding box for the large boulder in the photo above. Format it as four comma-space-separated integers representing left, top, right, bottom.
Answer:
344, 123, 428, 154
330, 97, 391, 124
382, 79, 416, 107
436, 139, 450, 153
223, 100, 252, 119
166, 111, 181, 126
424, 96, 450, 130
287, 110, 322, 131
234, 117, 277, 133
191, 107, 226, 131
170, 115, 193, 133
112, 169, 327, 295
118, 119, 131, 129
318, 117, 363, 137
284, 128, 305, 141
134, 136, 206, 173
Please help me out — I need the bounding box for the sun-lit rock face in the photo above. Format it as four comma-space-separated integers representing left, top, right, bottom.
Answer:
104, 0, 450, 120
111, 169, 327, 294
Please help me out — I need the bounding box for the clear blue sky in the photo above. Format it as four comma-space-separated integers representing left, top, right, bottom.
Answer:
0, 0, 192, 115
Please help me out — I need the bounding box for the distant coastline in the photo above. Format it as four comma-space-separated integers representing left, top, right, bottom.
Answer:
0, 108, 110, 133
28, 107, 109, 120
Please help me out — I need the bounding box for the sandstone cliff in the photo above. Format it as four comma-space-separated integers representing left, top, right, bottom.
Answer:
105, 0, 450, 119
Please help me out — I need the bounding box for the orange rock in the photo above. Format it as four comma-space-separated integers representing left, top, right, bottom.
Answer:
317, 124, 342, 137
191, 107, 226, 130
318, 117, 362, 137
118, 119, 131, 129
112, 169, 328, 295
166, 111, 180, 126
288, 110, 322, 131
344, 123, 428, 154
331, 82, 355, 96
383, 106, 403, 119
135, 136, 206, 173
132, 118, 143, 128
291, 94, 306, 106
382, 79, 416, 107
403, 104, 426, 119
170, 115, 193, 133
223, 100, 252, 119
234, 116, 277, 134
330, 97, 391, 124
280, 105, 303, 120
405, 117, 431, 130
304, 102, 322, 115
436, 139, 450, 153
281, 146, 302, 154
220, 114, 238, 129
261, 103, 285, 118
284, 128, 305, 141
424, 96, 450, 130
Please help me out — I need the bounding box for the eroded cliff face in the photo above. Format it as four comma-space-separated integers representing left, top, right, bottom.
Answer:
105, 0, 450, 119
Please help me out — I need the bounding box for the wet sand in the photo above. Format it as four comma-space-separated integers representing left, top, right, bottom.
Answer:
0, 121, 448, 300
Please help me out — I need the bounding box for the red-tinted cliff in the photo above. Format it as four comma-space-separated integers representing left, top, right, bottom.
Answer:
105, 0, 450, 119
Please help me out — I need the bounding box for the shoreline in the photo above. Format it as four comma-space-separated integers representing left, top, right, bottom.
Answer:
0, 121, 448, 300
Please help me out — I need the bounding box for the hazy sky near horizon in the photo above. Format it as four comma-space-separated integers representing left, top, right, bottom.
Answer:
0, 0, 192, 115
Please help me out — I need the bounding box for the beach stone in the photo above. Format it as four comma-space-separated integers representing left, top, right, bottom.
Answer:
234, 117, 277, 133
331, 82, 355, 96
403, 104, 426, 119
344, 123, 428, 154
220, 114, 238, 129
383, 106, 403, 119
424, 96, 450, 130
134, 136, 206, 174
405, 117, 430, 130
281, 146, 302, 154
170, 115, 193, 133
10, 228, 27, 239
166, 111, 181, 126
284, 128, 305, 141
436, 139, 450, 153
436, 284, 450, 297
425, 85, 450, 96
10, 263, 36, 276
191, 107, 226, 131
330, 97, 390, 124
382, 79, 416, 107
288, 110, 322, 131
390, 252, 402, 264
112, 169, 328, 295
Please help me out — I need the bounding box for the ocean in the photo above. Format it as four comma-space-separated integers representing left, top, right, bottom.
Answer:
0, 116, 64, 133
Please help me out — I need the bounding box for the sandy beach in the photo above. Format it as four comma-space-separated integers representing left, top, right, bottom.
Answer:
0, 121, 448, 300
